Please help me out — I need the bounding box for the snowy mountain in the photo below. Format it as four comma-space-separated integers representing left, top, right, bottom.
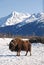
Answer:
0, 11, 44, 36
0, 11, 44, 27
1, 11, 30, 27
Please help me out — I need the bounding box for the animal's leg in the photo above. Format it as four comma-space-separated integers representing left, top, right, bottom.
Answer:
30, 51, 31, 56
25, 51, 28, 56
29, 48, 31, 56
17, 51, 20, 56
28, 43, 31, 56
28, 48, 31, 56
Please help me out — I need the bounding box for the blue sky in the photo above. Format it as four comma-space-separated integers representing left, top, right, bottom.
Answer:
0, 0, 43, 18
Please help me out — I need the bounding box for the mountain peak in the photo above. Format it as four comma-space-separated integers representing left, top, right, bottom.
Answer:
12, 11, 19, 16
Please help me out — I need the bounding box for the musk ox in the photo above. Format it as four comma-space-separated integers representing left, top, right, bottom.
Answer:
9, 38, 31, 56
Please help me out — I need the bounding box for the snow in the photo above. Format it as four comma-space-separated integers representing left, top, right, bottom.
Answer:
0, 38, 44, 65
5, 11, 30, 26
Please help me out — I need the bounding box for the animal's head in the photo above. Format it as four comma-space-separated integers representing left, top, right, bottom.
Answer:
9, 40, 17, 51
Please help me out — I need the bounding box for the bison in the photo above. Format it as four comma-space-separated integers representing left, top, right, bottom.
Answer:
9, 37, 31, 56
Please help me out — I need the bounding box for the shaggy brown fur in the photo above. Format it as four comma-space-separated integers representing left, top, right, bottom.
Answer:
9, 38, 31, 56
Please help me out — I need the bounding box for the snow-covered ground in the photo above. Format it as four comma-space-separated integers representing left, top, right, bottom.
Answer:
0, 38, 44, 65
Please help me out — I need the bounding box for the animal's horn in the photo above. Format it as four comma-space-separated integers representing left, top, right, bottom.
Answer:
11, 41, 17, 46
